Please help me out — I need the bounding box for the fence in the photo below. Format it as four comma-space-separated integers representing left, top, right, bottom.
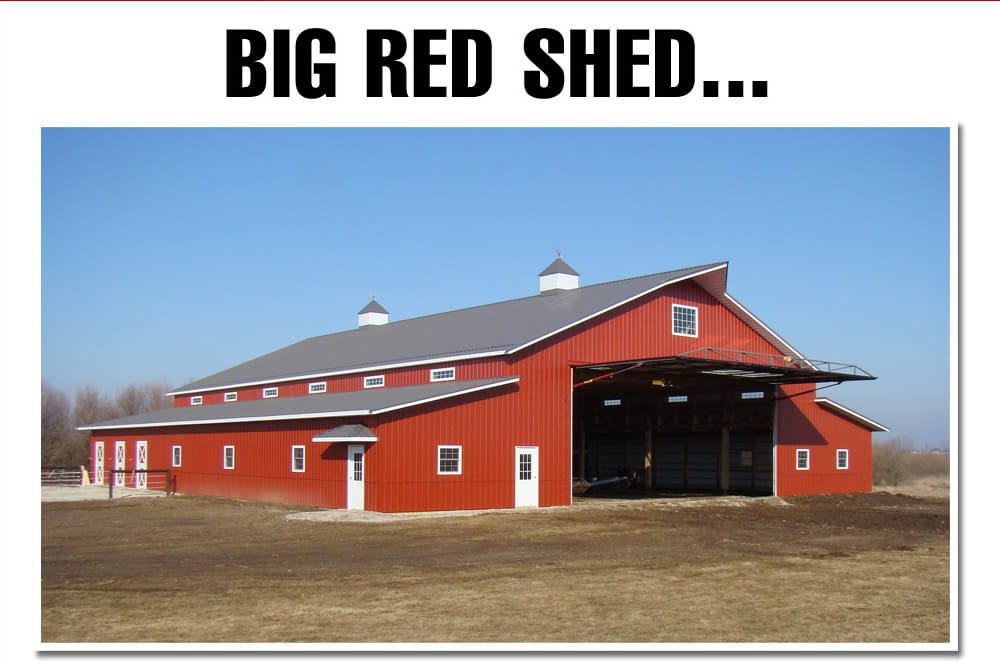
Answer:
40, 466, 173, 498
40, 466, 87, 487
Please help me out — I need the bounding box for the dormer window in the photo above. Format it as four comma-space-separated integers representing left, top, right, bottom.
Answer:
308, 382, 327, 394
190, 395, 203, 406
224, 392, 238, 402
364, 375, 385, 389
430, 367, 456, 382
263, 387, 279, 399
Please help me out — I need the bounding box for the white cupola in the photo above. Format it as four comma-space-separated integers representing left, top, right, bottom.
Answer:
538, 253, 580, 293
357, 297, 389, 327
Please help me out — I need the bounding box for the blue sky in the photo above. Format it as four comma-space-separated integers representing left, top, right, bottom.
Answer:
41, 128, 950, 446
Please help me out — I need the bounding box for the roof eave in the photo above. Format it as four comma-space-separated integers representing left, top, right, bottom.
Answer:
814, 397, 889, 432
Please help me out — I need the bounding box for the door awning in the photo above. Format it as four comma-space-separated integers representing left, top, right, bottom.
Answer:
312, 424, 377, 443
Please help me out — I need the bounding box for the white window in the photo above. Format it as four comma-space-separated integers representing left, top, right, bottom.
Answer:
741, 391, 765, 400
603, 399, 621, 406
308, 382, 327, 394
667, 395, 689, 404
172, 445, 182, 468
262, 387, 279, 399
796, 449, 810, 470
292, 445, 306, 473
430, 367, 456, 382
224, 392, 238, 402
190, 395, 203, 406
836, 449, 849, 470
438, 445, 462, 475
364, 375, 385, 389
223, 445, 235, 470
672, 304, 698, 337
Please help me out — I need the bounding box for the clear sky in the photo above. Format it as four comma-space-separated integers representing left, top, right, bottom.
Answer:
41, 127, 950, 447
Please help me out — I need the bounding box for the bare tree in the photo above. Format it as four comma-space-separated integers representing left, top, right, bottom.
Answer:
41, 382, 74, 466
144, 378, 175, 412
115, 383, 149, 417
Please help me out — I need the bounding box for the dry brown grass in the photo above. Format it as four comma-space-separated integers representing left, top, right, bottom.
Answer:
41, 492, 950, 645
873, 442, 950, 487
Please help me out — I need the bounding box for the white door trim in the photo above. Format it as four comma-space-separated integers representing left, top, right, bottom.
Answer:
135, 440, 148, 489
94, 441, 105, 485
113, 441, 126, 487
514, 445, 539, 508
346, 444, 365, 510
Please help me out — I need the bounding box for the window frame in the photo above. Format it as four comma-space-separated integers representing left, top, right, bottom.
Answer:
437, 445, 462, 475
364, 375, 385, 389
224, 392, 238, 402
308, 381, 327, 394
671, 303, 699, 338
190, 395, 203, 406
291, 445, 306, 473
223, 445, 235, 470
836, 448, 849, 470
172, 445, 182, 468
429, 367, 456, 382
262, 387, 279, 399
795, 448, 810, 470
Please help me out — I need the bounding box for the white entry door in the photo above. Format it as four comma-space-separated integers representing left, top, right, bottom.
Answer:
514, 446, 539, 508
114, 441, 126, 487
135, 441, 148, 489
94, 442, 105, 485
346, 445, 365, 510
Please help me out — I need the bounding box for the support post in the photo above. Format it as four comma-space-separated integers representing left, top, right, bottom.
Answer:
720, 426, 730, 495
644, 424, 653, 491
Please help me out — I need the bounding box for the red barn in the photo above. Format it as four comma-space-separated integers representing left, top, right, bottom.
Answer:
80, 259, 887, 511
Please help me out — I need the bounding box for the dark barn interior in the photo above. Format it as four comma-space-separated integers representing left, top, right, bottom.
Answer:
570, 350, 869, 498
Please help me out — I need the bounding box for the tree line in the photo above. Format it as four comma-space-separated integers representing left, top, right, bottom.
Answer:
41, 380, 174, 467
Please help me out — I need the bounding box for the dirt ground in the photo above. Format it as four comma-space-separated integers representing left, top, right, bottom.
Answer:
40, 487, 951, 645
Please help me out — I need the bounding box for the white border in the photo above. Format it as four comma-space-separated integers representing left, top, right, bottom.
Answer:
291, 444, 306, 473
671, 303, 699, 338
436, 444, 462, 475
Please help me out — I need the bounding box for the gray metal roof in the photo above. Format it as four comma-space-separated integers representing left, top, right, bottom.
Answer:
170, 262, 729, 395
539, 257, 580, 277
80, 377, 519, 430
358, 299, 389, 315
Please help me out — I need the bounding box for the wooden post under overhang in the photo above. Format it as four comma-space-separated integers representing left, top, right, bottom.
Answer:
577, 425, 586, 481
644, 424, 653, 491
720, 426, 730, 495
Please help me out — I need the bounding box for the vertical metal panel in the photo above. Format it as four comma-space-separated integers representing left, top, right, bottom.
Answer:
774, 385, 874, 496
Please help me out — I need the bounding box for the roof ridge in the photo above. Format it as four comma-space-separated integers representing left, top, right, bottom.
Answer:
300, 261, 730, 342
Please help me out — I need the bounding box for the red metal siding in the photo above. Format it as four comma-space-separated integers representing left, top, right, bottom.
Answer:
92, 422, 352, 508
774, 385, 873, 496
173, 357, 509, 408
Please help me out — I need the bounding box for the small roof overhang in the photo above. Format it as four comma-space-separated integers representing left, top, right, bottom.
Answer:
815, 397, 889, 432
312, 424, 377, 443
574, 347, 876, 388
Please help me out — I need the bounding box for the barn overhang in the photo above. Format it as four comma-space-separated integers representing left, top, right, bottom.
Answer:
572, 347, 875, 390
77, 376, 520, 431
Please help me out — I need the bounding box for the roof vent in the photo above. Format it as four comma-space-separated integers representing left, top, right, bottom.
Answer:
358, 296, 389, 327
539, 253, 579, 293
